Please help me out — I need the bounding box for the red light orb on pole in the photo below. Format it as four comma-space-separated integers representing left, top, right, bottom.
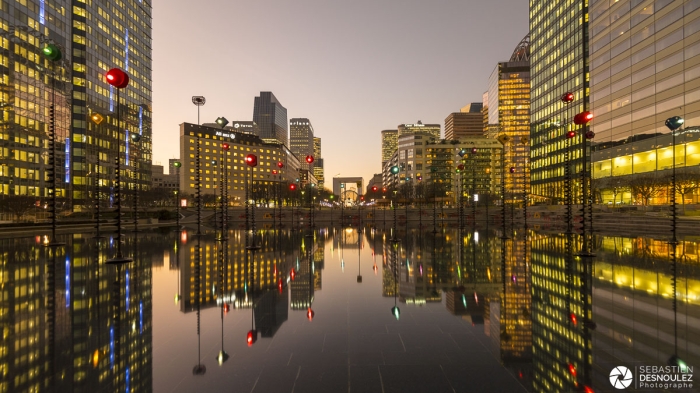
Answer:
245, 154, 258, 167
277, 161, 284, 168
566, 131, 576, 139
272, 170, 278, 175
305, 155, 314, 164
561, 92, 574, 103
106, 68, 129, 89
289, 184, 297, 191
307, 308, 315, 321
222, 143, 230, 151
573, 111, 594, 125
372, 186, 378, 192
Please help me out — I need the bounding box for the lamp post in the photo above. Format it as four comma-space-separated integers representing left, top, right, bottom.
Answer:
216, 116, 229, 240
41, 43, 66, 247
105, 68, 132, 264
390, 166, 399, 240
130, 132, 142, 233
173, 161, 182, 230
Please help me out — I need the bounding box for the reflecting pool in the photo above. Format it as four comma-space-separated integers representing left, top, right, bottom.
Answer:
2, 225, 699, 392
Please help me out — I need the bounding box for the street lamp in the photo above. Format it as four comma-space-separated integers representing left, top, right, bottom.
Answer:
42, 43, 65, 247
215, 117, 229, 240
105, 67, 132, 264
173, 161, 182, 230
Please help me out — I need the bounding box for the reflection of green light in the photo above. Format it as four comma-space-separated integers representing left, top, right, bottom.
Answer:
457, 265, 461, 279
462, 294, 467, 308
391, 306, 400, 320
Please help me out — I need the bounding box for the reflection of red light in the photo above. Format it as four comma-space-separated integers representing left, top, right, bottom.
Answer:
569, 313, 577, 326
181, 231, 188, 243
568, 363, 577, 378
307, 308, 314, 321
224, 304, 230, 313
35, 236, 41, 244
247, 330, 256, 345
290, 268, 296, 281
583, 386, 594, 393
518, 371, 523, 379
278, 279, 283, 293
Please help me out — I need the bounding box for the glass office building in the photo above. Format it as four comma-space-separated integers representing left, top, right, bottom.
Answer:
529, 0, 589, 202
589, 0, 700, 204
0, 0, 153, 212
487, 35, 531, 202
253, 91, 288, 147
290, 118, 314, 170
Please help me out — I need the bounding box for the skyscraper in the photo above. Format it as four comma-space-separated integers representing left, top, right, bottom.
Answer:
529, 0, 589, 202
1, 0, 153, 211
253, 92, 288, 146
290, 118, 314, 170
444, 103, 484, 140
487, 35, 531, 200
313, 137, 325, 189
381, 129, 398, 168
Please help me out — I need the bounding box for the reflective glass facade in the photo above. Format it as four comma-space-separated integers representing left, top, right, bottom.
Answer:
589, 0, 700, 205
381, 129, 397, 168
0, 0, 153, 211
529, 0, 589, 201
253, 91, 288, 147
289, 118, 314, 170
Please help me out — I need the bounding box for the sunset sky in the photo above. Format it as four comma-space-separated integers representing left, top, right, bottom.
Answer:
151, 0, 529, 184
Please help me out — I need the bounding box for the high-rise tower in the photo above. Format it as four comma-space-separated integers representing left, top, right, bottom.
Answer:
253, 92, 288, 146
444, 104, 484, 140
529, 0, 589, 202
290, 118, 314, 170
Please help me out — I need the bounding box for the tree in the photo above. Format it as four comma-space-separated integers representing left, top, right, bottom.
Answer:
0, 195, 38, 222
629, 175, 663, 206
672, 170, 700, 213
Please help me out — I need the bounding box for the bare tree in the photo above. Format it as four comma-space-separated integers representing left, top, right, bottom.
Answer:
0, 195, 38, 222
629, 175, 663, 207
673, 170, 700, 213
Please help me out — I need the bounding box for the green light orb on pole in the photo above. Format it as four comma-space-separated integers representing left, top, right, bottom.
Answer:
390, 166, 399, 175
42, 44, 62, 61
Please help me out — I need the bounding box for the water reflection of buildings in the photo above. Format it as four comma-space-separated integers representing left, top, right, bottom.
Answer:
254, 289, 289, 338
0, 234, 153, 392
179, 230, 297, 313
291, 235, 317, 310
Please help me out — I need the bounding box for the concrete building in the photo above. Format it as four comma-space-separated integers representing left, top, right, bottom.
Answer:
382, 135, 503, 204
398, 121, 440, 139
151, 165, 178, 193
179, 123, 300, 205
444, 103, 484, 140
253, 92, 288, 146
0, 0, 153, 211
290, 118, 314, 170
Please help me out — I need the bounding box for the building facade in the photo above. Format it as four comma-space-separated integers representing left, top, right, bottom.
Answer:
382, 134, 503, 204
0, 0, 153, 212
290, 118, 314, 170
487, 36, 531, 201
381, 129, 398, 169
179, 123, 300, 205
529, 0, 589, 202
253, 92, 288, 146
313, 137, 324, 188
397, 121, 440, 139
444, 103, 484, 140
588, 0, 700, 205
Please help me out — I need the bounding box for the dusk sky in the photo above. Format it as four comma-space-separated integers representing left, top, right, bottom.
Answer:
152, 0, 528, 184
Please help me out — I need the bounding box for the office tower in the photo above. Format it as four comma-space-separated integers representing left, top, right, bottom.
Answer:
444, 103, 484, 140
487, 35, 531, 201
397, 121, 440, 139
312, 137, 324, 188
1, 0, 153, 212
253, 92, 288, 146
589, 1, 700, 205
290, 118, 314, 170
381, 129, 398, 168
179, 123, 300, 204
529, 0, 589, 201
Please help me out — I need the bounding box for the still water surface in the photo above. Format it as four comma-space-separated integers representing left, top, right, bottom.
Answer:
3, 225, 699, 393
